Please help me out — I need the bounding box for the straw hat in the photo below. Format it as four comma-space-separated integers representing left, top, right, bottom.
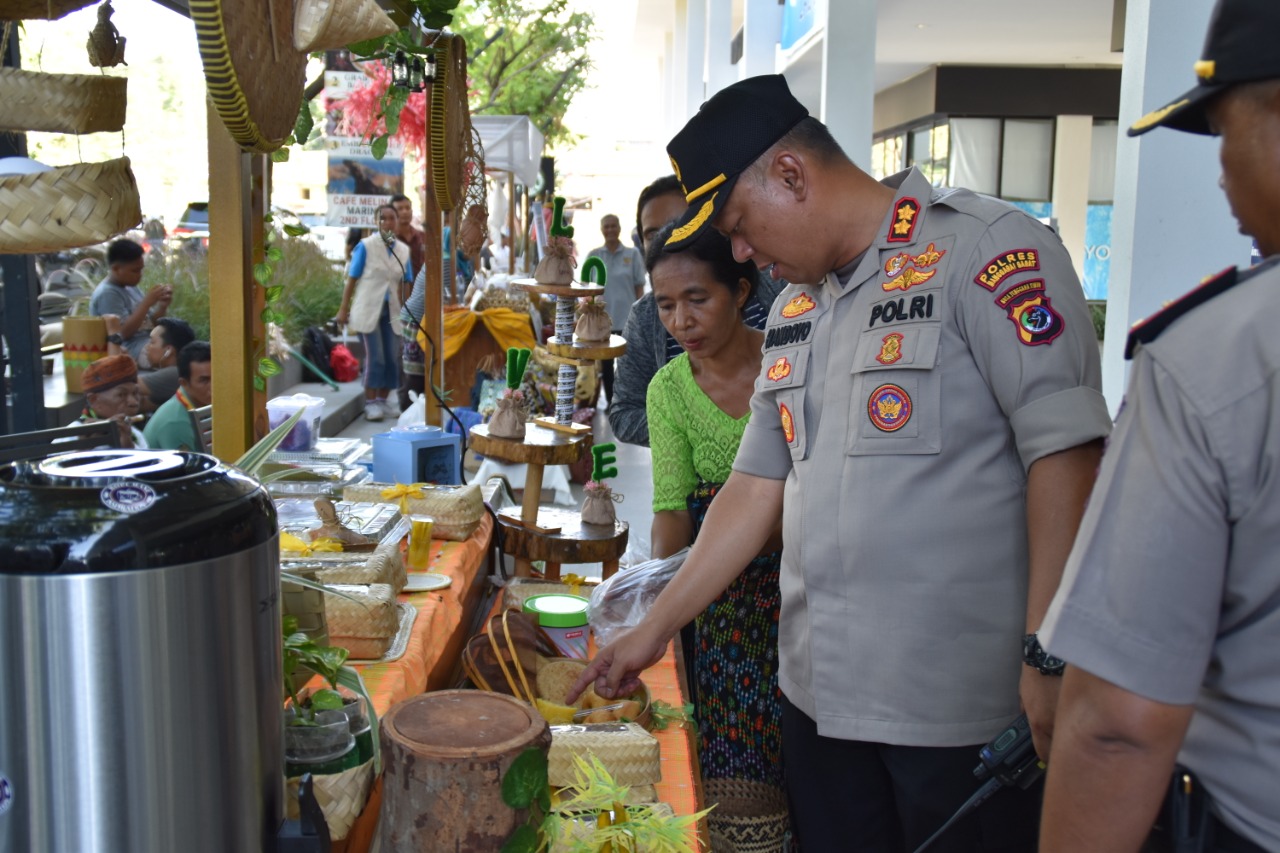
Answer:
190, 0, 307, 154
293, 0, 397, 53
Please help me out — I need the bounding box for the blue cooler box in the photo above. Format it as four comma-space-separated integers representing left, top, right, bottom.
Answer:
372, 426, 462, 485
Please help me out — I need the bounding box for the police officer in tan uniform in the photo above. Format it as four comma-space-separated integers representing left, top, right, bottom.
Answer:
572, 75, 1111, 851
1040, 2, 1280, 850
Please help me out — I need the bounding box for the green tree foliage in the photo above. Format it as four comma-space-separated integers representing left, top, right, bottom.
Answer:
451, 0, 596, 148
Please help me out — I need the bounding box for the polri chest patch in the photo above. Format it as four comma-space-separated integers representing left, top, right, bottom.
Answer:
867, 384, 912, 432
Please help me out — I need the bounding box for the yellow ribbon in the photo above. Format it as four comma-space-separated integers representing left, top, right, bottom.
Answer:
280, 532, 344, 554
562, 573, 587, 597
381, 483, 427, 514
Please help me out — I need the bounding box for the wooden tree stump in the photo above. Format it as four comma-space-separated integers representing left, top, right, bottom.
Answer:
380, 690, 550, 852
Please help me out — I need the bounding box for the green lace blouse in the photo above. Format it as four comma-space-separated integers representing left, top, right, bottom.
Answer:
648, 353, 752, 513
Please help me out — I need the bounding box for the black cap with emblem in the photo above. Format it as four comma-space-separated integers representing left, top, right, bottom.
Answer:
664, 74, 809, 252
1129, 0, 1280, 136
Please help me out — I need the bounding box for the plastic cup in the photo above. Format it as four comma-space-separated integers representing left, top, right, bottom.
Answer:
407, 516, 434, 570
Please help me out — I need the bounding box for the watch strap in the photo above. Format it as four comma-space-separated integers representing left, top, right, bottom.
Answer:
1022, 632, 1066, 676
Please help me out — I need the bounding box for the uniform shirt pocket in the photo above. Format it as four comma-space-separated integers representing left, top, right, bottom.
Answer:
847, 325, 942, 455
760, 345, 811, 462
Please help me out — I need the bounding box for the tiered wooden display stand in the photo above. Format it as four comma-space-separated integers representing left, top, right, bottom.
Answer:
468, 280, 629, 580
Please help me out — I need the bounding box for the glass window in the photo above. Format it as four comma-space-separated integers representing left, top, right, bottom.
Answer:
1000, 119, 1054, 201
948, 118, 1000, 195
1089, 120, 1118, 203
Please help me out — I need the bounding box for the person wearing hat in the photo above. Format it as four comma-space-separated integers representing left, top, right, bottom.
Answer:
1037, 3, 1280, 851
571, 74, 1111, 850
79, 354, 147, 449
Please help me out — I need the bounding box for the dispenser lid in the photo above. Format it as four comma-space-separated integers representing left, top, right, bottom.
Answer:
0, 450, 276, 575
523, 593, 590, 628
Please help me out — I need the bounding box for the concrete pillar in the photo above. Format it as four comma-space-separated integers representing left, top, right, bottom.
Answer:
742, 0, 781, 78
821, 0, 876, 166
671, 1, 689, 121
1051, 115, 1094, 282
685, 0, 707, 113
1104, 0, 1252, 410
706, 0, 735, 96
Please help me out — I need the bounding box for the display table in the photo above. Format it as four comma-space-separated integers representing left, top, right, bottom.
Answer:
357, 513, 494, 712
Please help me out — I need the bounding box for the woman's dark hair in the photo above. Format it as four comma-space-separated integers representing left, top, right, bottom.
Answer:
375, 203, 398, 221
644, 222, 757, 302
634, 174, 684, 242
155, 317, 195, 352
345, 227, 363, 249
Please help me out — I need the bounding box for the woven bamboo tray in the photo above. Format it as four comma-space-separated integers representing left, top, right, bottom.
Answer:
0, 0, 94, 19
0, 157, 140, 254
0, 68, 127, 135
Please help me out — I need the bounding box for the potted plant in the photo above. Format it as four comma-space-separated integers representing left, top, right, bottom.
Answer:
282, 615, 376, 774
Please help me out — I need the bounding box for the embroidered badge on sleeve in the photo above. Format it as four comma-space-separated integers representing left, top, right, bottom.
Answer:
975, 248, 1040, 291
1005, 292, 1064, 346
779, 402, 796, 444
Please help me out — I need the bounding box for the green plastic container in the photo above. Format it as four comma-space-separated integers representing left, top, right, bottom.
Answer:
523, 593, 590, 659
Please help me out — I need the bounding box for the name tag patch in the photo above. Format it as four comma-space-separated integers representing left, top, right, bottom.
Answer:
868, 384, 912, 432
869, 294, 935, 328
975, 248, 1040, 290
765, 321, 812, 349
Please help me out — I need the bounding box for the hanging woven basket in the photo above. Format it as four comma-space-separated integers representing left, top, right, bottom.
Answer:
0, 68, 126, 135
0, 157, 142, 254
190, 0, 307, 153
0, 0, 94, 19
430, 32, 468, 212
292, 0, 396, 53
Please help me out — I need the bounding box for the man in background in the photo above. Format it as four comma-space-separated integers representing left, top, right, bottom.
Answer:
90, 238, 172, 368
586, 213, 646, 406
138, 317, 195, 413
79, 354, 146, 449
1041, 1, 1280, 850
144, 341, 213, 451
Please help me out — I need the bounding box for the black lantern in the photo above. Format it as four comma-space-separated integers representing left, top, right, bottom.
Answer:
424, 53, 437, 83
390, 50, 411, 89
409, 57, 426, 92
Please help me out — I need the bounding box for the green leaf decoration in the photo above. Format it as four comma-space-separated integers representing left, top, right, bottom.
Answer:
294, 99, 315, 147
283, 223, 310, 237
270, 147, 290, 163
258, 357, 283, 377
591, 443, 618, 482
311, 688, 344, 711
253, 262, 273, 285
345, 36, 389, 56
370, 134, 389, 160
505, 347, 532, 390
500, 825, 538, 853
549, 196, 574, 239
264, 212, 275, 224
581, 256, 607, 286
502, 747, 548, 809
266, 245, 284, 263
266, 285, 285, 303
253, 375, 266, 392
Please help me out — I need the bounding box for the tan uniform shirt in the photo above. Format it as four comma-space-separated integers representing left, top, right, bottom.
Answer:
1042, 257, 1280, 850
734, 168, 1112, 746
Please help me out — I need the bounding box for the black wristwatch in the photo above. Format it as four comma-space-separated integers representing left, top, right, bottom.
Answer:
1022, 633, 1066, 676
106, 333, 124, 345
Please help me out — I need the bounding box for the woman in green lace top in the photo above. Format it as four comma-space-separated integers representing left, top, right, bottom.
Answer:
645, 222, 789, 848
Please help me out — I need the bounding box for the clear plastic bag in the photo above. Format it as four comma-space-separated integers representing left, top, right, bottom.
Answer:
587, 547, 689, 647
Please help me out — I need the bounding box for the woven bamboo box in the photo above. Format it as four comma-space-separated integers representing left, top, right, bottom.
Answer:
547, 722, 661, 788
342, 482, 484, 542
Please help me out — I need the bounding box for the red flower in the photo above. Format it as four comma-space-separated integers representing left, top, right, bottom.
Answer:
333, 63, 429, 157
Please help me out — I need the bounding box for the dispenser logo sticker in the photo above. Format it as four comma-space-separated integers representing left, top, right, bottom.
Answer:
0, 774, 13, 815
101, 481, 157, 515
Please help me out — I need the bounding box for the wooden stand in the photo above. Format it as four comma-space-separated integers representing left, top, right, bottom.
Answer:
469, 288, 630, 580
380, 690, 550, 850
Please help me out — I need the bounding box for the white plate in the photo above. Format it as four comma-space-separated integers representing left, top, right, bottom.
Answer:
404, 572, 452, 592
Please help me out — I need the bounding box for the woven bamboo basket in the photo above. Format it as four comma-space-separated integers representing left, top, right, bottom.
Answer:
704, 779, 791, 853
286, 756, 374, 841
0, 68, 127, 135
0, 0, 94, 19
292, 0, 396, 52
0, 157, 141, 254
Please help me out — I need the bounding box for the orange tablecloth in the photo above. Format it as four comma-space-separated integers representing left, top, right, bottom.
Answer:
354, 513, 494, 715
